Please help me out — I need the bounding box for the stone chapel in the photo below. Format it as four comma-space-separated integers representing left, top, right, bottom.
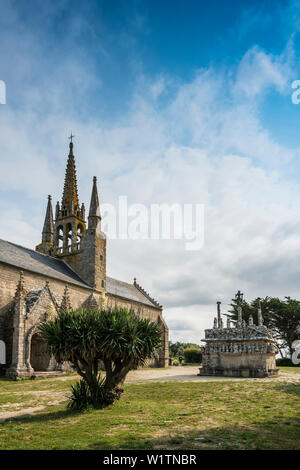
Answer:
0, 139, 169, 378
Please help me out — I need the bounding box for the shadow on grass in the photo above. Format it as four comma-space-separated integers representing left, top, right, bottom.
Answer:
87, 415, 300, 450
1, 407, 82, 425
2, 411, 300, 450
272, 382, 300, 398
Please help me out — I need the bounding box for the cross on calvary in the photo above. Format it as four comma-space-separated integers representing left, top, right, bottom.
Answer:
235, 290, 243, 305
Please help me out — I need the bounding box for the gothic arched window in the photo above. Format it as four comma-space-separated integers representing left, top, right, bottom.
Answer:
66, 223, 73, 253
76, 224, 84, 251
57, 225, 64, 253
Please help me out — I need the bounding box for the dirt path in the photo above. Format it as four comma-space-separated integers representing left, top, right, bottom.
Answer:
0, 390, 68, 423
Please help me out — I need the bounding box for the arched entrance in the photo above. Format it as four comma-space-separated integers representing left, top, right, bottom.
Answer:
30, 334, 51, 371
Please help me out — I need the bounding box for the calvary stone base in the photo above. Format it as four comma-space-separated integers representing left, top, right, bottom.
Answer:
199, 295, 279, 378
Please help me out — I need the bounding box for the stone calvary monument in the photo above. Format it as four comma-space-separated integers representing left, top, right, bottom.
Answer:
199, 291, 279, 378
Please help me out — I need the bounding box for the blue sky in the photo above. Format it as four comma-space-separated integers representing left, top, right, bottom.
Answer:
2, 0, 300, 342
1, 0, 299, 122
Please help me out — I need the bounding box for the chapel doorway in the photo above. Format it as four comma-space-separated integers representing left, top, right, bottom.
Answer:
30, 333, 51, 371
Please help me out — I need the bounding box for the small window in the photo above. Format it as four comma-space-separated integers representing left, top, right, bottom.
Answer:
101, 280, 104, 288
0, 340, 6, 365
100, 255, 103, 261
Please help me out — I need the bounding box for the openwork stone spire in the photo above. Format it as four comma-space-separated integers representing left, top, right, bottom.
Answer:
61, 141, 79, 214
88, 176, 101, 229
36, 195, 54, 254
53, 139, 86, 256
42, 195, 54, 243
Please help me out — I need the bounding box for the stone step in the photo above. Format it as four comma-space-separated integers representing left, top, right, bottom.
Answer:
31, 371, 65, 378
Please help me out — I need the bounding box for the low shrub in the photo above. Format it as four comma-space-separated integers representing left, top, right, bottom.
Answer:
68, 374, 106, 410
183, 347, 202, 364
276, 357, 300, 367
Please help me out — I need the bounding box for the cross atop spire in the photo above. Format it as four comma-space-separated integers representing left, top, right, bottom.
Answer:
69, 132, 75, 143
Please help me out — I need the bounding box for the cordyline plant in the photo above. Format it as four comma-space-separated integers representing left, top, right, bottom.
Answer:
38, 307, 162, 409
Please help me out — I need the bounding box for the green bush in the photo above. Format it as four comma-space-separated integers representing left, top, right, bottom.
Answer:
183, 348, 202, 364
173, 358, 179, 366
276, 357, 300, 367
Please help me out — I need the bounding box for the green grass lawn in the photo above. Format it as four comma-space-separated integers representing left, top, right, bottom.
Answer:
0, 367, 299, 450
280, 366, 300, 373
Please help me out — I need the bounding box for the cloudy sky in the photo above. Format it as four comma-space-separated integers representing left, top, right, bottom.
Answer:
1, 0, 300, 344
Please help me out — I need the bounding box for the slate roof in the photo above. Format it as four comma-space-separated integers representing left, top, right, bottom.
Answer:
106, 277, 159, 308
0, 239, 89, 288
0, 239, 159, 308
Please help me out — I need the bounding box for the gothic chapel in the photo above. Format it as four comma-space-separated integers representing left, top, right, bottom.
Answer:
0, 139, 169, 378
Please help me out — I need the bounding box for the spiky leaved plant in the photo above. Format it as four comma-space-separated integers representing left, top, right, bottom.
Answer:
38, 308, 162, 409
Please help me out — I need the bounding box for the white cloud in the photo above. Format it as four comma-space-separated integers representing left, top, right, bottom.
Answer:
1, 31, 300, 344
234, 45, 292, 97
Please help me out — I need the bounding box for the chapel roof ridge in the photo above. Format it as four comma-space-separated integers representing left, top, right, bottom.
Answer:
0, 239, 161, 308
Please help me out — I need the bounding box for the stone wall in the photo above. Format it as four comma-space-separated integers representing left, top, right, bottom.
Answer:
65, 228, 107, 293
0, 261, 168, 376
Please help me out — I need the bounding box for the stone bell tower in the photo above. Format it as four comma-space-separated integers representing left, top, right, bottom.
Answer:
35, 136, 106, 293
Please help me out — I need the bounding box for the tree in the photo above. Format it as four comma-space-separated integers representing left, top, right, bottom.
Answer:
38, 307, 162, 409
169, 341, 185, 358
183, 347, 202, 363
169, 341, 201, 358
228, 296, 300, 356
268, 297, 300, 356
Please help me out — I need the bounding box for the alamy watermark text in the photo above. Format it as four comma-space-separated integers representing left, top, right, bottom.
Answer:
101, 196, 204, 251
